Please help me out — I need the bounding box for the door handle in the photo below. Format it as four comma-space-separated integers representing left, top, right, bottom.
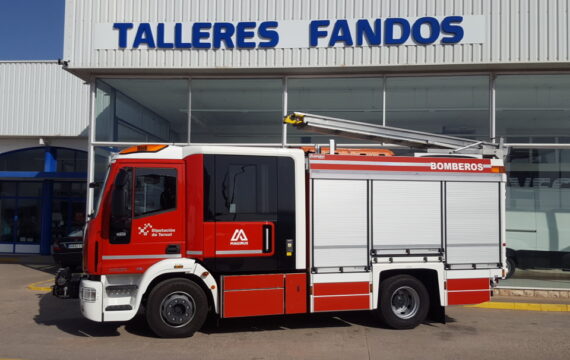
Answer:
165, 244, 180, 254
262, 225, 272, 253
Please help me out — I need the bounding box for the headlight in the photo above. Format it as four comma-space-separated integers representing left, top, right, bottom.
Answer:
81, 287, 97, 302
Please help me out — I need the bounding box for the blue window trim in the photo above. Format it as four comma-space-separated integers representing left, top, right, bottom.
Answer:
0, 171, 87, 179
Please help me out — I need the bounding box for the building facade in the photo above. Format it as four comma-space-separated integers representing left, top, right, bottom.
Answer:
6, 0, 570, 274
0, 61, 90, 254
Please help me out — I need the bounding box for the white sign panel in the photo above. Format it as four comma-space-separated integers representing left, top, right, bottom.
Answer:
93, 15, 485, 50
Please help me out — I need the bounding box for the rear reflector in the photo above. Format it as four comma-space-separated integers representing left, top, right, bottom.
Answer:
119, 144, 167, 154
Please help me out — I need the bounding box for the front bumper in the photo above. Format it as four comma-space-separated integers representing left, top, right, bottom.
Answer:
79, 279, 103, 322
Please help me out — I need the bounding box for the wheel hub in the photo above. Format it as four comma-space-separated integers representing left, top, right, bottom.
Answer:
390, 286, 420, 320
160, 292, 196, 328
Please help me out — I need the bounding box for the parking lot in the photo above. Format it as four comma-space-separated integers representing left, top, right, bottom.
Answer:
1, 258, 569, 360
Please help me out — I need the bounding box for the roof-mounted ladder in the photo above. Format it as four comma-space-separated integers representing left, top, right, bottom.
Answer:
284, 112, 506, 159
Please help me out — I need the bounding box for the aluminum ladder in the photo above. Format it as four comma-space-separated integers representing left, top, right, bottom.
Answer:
284, 112, 506, 159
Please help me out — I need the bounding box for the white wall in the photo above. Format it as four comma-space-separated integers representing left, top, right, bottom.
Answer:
0, 61, 90, 137
64, 0, 570, 72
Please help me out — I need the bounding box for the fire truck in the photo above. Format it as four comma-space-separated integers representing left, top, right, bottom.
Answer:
59, 113, 508, 338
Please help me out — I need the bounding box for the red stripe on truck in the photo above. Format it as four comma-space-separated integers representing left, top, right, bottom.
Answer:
313, 295, 370, 312
447, 278, 490, 291
224, 289, 284, 318
313, 282, 370, 296
224, 274, 284, 291
448, 290, 491, 305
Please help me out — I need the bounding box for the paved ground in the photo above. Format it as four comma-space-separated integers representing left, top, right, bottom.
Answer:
1, 260, 570, 360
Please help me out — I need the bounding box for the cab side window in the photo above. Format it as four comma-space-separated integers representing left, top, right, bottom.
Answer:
204, 155, 278, 221
134, 168, 177, 217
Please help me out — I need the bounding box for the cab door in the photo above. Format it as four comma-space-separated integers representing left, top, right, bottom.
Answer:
203, 155, 296, 273
101, 162, 185, 274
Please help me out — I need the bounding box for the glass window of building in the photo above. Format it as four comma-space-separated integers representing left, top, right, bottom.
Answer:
0, 148, 45, 171
496, 75, 570, 143
191, 79, 283, 143
57, 148, 88, 173
95, 79, 189, 143
506, 148, 570, 279
385, 76, 490, 140
287, 77, 383, 144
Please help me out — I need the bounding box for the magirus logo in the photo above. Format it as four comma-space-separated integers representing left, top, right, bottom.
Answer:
230, 229, 248, 245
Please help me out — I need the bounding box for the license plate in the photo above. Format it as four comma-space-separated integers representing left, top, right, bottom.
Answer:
67, 243, 83, 249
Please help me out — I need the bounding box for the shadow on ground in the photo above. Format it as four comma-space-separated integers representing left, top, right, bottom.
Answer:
34, 291, 454, 338
0, 255, 59, 276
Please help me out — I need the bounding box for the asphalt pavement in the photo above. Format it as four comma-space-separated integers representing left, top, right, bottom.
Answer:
1, 259, 569, 360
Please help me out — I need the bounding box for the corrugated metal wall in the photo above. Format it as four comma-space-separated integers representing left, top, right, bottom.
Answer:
0, 62, 89, 137
64, 0, 570, 71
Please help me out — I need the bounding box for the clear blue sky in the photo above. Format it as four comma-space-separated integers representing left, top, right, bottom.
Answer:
0, 0, 65, 60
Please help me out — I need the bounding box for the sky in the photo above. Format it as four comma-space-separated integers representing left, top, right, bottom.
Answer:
0, 0, 65, 60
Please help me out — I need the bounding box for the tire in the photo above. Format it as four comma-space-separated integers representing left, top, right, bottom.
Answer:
377, 275, 430, 329
145, 278, 208, 338
506, 257, 516, 279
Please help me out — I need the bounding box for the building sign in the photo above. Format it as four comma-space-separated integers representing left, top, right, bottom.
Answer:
93, 15, 485, 50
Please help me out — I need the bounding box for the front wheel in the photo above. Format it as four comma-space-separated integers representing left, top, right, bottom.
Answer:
146, 278, 208, 338
377, 275, 429, 329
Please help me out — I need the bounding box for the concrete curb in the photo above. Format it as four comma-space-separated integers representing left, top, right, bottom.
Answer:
495, 287, 570, 299
466, 302, 570, 312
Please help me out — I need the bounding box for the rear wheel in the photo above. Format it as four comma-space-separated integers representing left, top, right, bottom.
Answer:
146, 278, 208, 338
506, 257, 516, 279
377, 275, 429, 329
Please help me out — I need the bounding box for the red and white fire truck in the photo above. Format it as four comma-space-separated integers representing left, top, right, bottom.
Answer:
65, 113, 507, 338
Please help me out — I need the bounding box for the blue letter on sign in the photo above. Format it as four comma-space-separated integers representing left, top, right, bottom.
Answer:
356, 19, 381, 46
175, 23, 192, 48
329, 20, 353, 46
133, 23, 156, 48
441, 16, 464, 44
213, 23, 235, 48
309, 20, 330, 46
157, 23, 174, 48
193, 23, 212, 49
237, 22, 256, 48
412, 17, 440, 45
258, 21, 279, 48
384, 18, 410, 45
113, 23, 133, 48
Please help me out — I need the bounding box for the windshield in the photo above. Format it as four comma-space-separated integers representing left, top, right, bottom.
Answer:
93, 165, 110, 217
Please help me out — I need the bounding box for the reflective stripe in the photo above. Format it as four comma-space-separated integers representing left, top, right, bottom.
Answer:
447, 243, 497, 247
314, 245, 368, 249
216, 250, 263, 255
186, 251, 203, 255
102, 254, 182, 260
374, 244, 441, 249
312, 160, 432, 167
311, 160, 492, 168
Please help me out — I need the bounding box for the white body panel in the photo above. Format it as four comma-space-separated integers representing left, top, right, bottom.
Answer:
446, 182, 501, 265
80, 258, 219, 322
372, 181, 442, 253
312, 179, 368, 268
